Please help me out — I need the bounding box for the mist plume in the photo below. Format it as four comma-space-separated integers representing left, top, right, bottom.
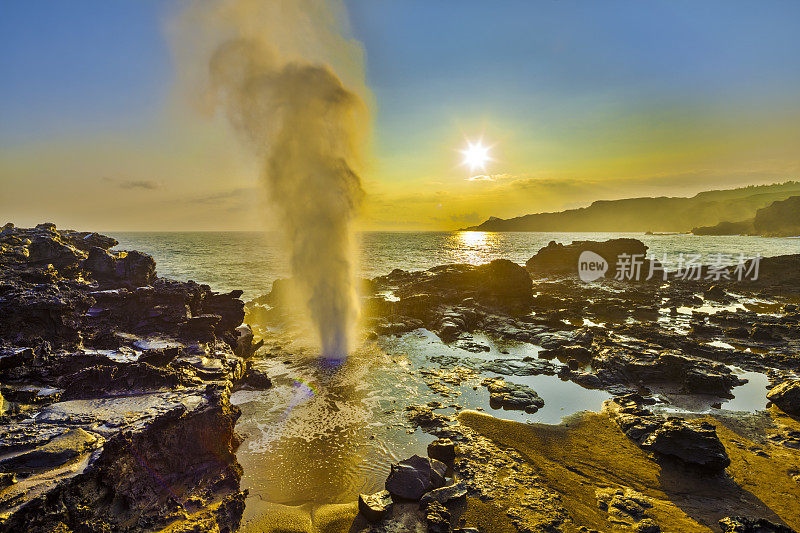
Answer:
192, 0, 368, 359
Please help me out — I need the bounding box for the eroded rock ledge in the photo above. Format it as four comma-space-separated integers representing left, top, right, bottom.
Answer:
0, 223, 263, 532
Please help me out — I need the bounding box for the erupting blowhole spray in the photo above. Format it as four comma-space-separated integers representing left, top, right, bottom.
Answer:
194, 0, 367, 360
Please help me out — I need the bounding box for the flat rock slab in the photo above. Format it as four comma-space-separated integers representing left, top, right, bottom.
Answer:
0, 423, 71, 453
419, 482, 467, 508
0, 428, 100, 471
34, 389, 207, 436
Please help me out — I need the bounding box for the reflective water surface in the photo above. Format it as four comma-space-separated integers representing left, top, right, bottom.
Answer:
112, 231, 800, 300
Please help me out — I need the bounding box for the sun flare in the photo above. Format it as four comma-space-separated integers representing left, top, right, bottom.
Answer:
460, 139, 491, 171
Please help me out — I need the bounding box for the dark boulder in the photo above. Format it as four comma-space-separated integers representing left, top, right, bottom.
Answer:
235, 365, 273, 390
204, 290, 246, 333
593, 347, 744, 397
385, 454, 447, 500
83, 247, 156, 287
427, 438, 456, 464
390, 259, 532, 311
27, 232, 86, 275
610, 397, 730, 472
641, 418, 730, 472
704, 285, 727, 300
767, 380, 800, 416
526, 238, 651, 279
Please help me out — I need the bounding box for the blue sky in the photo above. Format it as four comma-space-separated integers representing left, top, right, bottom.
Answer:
2, 1, 799, 229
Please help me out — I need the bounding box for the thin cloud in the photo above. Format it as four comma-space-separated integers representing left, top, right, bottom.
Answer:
193, 187, 259, 204
102, 177, 161, 190
119, 180, 160, 190
465, 173, 515, 182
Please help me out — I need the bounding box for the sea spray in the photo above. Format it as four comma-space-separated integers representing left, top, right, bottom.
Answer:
187, 0, 368, 359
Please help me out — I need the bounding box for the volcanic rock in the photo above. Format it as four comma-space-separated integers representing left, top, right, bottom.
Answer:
0, 428, 99, 471
482, 378, 545, 413
358, 490, 393, 522
385, 454, 447, 500
235, 365, 273, 390
0, 224, 249, 531
719, 516, 795, 533
419, 482, 467, 508
593, 347, 744, 397
427, 438, 456, 464
641, 418, 731, 472
380, 259, 532, 311
82, 247, 156, 287
424, 501, 451, 533
526, 238, 650, 279
767, 380, 800, 416
609, 396, 731, 472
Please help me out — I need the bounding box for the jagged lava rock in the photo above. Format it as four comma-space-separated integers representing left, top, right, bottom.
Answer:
424, 501, 451, 533
719, 515, 796, 533
609, 396, 731, 472
0, 428, 99, 471
0, 224, 252, 531
482, 377, 545, 413
358, 490, 393, 522
82, 246, 156, 287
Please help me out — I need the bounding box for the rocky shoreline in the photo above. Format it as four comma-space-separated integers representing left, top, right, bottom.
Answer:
0, 223, 270, 532
3, 225, 800, 532
326, 238, 799, 532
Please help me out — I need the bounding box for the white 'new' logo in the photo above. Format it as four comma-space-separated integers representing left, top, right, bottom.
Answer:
578, 251, 608, 282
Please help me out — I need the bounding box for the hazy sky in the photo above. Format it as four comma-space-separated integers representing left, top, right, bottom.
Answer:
2, 0, 799, 230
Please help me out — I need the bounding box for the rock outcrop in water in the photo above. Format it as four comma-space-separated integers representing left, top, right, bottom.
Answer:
526, 238, 652, 279
0, 223, 256, 531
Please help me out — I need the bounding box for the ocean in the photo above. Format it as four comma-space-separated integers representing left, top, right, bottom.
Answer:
111, 231, 800, 300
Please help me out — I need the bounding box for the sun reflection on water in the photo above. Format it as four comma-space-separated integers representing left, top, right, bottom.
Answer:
452, 231, 501, 264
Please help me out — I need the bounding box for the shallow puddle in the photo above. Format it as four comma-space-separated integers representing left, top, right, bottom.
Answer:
655, 367, 771, 414
233, 328, 611, 520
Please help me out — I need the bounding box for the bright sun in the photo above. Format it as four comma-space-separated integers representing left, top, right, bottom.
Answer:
460, 140, 491, 171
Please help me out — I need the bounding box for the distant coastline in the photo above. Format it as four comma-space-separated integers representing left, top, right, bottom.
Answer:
462, 181, 800, 235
